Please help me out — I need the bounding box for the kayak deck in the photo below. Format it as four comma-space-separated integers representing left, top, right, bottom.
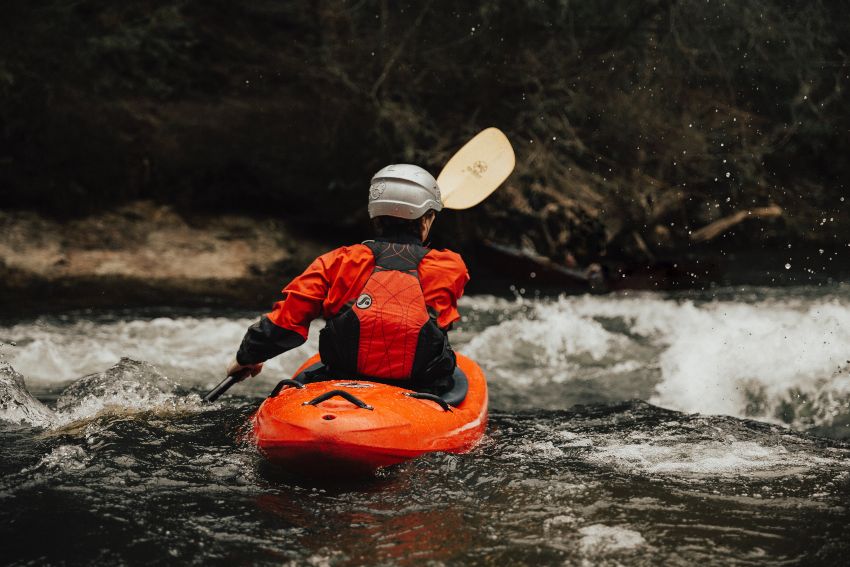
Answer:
251, 353, 488, 473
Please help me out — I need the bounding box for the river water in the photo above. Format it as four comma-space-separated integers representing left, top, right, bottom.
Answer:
2, 286, 849, 565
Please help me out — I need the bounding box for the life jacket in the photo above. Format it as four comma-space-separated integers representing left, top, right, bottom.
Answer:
318, 240, 456, 385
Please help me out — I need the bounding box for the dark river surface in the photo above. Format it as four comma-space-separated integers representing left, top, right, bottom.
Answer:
2, 286, 849, 565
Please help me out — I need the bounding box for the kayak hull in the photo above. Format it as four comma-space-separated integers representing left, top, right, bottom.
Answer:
251, 353, 488, 474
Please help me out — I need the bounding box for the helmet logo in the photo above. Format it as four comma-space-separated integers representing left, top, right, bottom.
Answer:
465, 160, 488, 178
369, 181, 386, 201
355, 294, 373, 309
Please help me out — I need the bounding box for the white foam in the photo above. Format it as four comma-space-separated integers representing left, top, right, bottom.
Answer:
0, 361, 56, 427
557, 431, 594, 447
461, 291, 850, 428
0, 317, 321, 389
504, 440, 566, 462
464, 299, 625, 368
650, 300, 850, 419
578, 426, 850, 478
578, 524, 646, 553
3, 289, 850, 428
543, 514, 578, 532
22, 444, 90, 474
0, 357, 212, 428
510, 422, 843, 477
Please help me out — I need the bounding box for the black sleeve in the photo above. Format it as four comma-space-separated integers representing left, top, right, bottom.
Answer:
235, 316, 306, 365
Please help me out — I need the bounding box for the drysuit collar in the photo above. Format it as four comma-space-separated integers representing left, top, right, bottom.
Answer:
373, 233, 425, 246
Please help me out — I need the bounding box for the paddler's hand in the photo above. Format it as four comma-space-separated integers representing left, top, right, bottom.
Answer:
225, 358, 264, 381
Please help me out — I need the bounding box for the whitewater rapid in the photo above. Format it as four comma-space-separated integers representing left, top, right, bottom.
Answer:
2, 286, 850, 434
3, 286, 850, 565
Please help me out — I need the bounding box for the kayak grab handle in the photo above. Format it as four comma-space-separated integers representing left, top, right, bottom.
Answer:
268, 379, 306, 398
404, 392, 452, 412
302, 390, 374, 410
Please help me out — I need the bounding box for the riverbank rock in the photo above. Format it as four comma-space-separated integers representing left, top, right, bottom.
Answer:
0, 201, 324, 313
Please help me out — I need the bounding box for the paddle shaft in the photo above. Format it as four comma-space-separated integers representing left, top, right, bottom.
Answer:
203, 374, 243, 403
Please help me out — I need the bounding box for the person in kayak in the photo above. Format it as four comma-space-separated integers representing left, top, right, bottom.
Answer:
226, 164, 469, 393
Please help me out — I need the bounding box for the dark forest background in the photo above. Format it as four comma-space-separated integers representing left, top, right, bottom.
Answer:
1, 0, 848, 283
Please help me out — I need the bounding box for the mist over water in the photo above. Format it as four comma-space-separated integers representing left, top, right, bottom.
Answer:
2, 285, 850, 565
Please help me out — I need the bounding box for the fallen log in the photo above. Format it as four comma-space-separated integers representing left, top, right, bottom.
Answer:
690, 204, 783, 243
482, 240, 589, 281
478, 240, 609, 293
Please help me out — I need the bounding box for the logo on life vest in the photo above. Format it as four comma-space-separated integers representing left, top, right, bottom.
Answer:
355, 293, 373, 309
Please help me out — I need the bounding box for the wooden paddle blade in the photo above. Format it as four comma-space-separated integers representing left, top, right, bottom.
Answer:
438, 127, 516, 209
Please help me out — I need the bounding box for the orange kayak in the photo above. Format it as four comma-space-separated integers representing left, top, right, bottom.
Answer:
251, 353, 488, 474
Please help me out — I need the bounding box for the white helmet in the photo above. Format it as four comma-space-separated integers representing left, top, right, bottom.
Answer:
367, 164, 443, 219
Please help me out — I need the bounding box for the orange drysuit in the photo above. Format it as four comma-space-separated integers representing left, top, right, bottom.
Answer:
236, 235, 469, 384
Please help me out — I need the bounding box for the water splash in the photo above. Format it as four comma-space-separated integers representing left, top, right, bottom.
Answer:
54, 357, 199, 424
578, 524, 646, 554
2, 288, 850, 432
0, 358, 202, 429
463, 291, 850, 431
21, 444, 90, 474
0, 315, 320, 394
0, 361, 55, 427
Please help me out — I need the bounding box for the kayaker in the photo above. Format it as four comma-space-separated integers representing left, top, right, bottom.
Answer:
226, 164, 469, 393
